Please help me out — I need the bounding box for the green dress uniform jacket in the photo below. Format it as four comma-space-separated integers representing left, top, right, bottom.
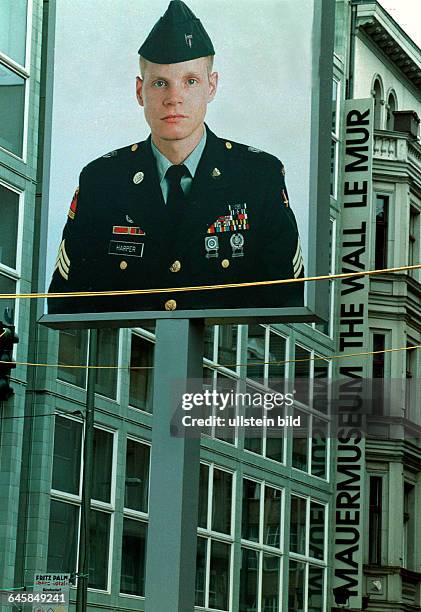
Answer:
48, 127, 304, 313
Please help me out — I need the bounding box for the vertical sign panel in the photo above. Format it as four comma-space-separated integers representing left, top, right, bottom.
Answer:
334, 98, 374, 609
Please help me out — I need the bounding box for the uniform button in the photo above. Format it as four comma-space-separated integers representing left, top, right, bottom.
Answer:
221, 259, 230, 268
131, 143, 138, 152
165, 299, 177, 311
170, 260, 181, 273
225, 141, 232, 150
120, 260, 128, 270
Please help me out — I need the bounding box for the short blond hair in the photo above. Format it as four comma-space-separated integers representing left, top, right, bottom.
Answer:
139, 55, 214, 78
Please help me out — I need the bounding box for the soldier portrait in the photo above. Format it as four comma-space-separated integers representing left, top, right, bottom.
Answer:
46, 0, 314, 315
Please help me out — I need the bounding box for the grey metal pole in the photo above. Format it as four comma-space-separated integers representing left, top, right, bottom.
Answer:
76, 328, 98, 612
145, 318, 204, 612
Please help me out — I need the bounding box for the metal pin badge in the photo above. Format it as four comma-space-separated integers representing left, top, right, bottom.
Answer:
211, 167, 221, 179
133, 171, 144, 184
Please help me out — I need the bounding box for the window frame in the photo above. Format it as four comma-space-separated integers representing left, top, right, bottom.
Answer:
196, 462, 235, 611
0, 0, 33, 161
120, 435, 151, 600
49, 413, 117, 594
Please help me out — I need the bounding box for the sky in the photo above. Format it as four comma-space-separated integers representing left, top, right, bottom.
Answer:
378, 0, 421, 47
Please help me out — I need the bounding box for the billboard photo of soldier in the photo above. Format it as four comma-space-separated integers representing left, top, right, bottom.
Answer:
43, 0, 332, 319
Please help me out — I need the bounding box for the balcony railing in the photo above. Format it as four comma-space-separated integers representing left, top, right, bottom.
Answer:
373, 130, 421, 175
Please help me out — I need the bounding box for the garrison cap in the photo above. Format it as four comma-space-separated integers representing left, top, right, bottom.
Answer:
138, 0, 215, 64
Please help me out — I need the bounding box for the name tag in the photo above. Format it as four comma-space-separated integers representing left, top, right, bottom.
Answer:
108, 241, 144, 257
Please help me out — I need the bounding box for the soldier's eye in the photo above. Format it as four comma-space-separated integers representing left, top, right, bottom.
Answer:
153, 80, 167, 88
187, 78, 198, 85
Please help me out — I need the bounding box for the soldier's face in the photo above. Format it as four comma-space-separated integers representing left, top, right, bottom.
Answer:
136, 57, 218, 149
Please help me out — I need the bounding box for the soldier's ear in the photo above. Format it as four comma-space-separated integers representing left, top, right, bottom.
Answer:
208, 71, 218, 103
136, 76, 144, 107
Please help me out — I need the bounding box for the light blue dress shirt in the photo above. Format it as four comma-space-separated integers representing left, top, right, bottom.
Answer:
151, 128, 207, 203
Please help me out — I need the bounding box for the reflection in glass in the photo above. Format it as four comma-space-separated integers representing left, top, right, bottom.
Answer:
0, 64, 25, 156
0, 273, 15, 323
292, 410, 309, 471
290, 496, 307, 555
262, 554, 280, 612
198, 464, 209, 528
195, 536, 207, 607
308, 566, 324, 612
124, 439, 150, 513
209, 540, 230, 611
247, 324, 265, 381
240, 548, 258, 612
120, 519, 147, 596
288, 560, 305, 612
95, 329, 119, 399
0, 184, 19, 269
57, 329, 88, 388
212, 469, 232, 534
218, 325, 237, 368
264, 487, 281, 548
92, 428, 113, 502
52, 416, 82, 495
88, 510, 110, 590
0, 0, 28, 65
47, 500, 78, 574
309, 502, 325, 560
242, 479, 260, 542
129, 333, 154, 412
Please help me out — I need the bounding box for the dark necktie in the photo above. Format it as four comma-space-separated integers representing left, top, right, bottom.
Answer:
166, 164, 189, 211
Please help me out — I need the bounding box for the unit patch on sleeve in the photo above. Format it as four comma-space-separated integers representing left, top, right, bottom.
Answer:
67, 188, 79, 220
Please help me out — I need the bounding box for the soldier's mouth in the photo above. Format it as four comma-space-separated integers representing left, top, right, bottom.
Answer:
162, 115, 187, 123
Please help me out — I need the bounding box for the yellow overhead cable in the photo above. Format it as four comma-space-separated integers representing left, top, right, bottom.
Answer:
1, 344, 419, 371
0, 263, 420, 300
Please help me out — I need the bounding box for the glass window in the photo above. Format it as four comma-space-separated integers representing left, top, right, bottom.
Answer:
368, 476, 382, 565
0, 64, 25, 157
290, 496, 306, 555
308, 566, 324, 612
375, 194, 389, 269
311, 418, 327, 479
47, 500, 79, 574
124, 439, 150, 513
264, 487, 281, 548
288, 560, 305, 612
292, 410, 309, 471
92, 428, 113, 503
247, 324, 265, 381
0, 184, 19, 270
198, 464, 209, 529
242, 479, 261, 542
408, 207, 419, 280
372, 78, 383, 129
129, 333, 154, 412
0, 0, 28, 66
209, 540, 230, 611
294, 345, 311, 406
120, 518, 147, 596
204, 325, 215, 360
268, 331, 286, 390
309, 502, 325, 560
218, 324, 237, 368
212, 469, 232, 534
262, 554, 280, 612
57, 329, 88, 388
52, 416, 82, 495
239, 548, 258, 612
0, 272, 16, 324
195, 536, 207, 607
95, 329, 119, 398
386, 92, 397, 130
88, 510, 110, 590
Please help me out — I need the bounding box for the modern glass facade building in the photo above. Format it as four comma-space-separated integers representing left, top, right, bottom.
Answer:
0, 1, 420, 611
